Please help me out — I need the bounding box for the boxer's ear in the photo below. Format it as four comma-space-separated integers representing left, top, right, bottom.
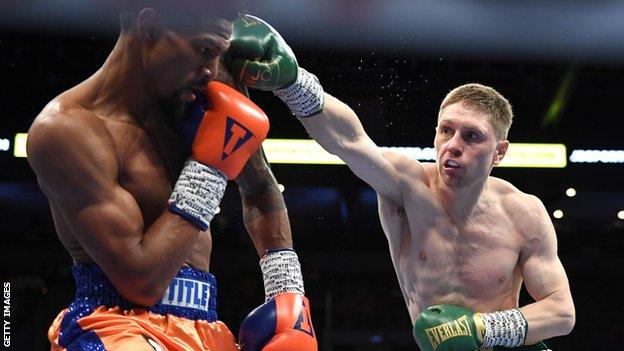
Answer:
492, 139, 509, 165
138, 8, 161, 44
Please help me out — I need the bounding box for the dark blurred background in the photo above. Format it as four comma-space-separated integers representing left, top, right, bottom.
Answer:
1, 1, 623, 350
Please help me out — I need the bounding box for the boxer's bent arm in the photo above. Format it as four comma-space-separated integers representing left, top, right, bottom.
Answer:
27, 114, 200, 306
235, 147, 292, 256
299, 94, 405, 204
216, 62, 293, 256
518, 196, 575, 343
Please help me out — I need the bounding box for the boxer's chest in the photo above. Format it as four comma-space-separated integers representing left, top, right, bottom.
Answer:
394, 196, 522, 306
106, 120, 187, 227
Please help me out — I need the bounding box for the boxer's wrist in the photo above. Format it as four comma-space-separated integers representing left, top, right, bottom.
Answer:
274, 67, 325, 118
259, 248, 305, 301
168, 159, 227, 231
477, 308, 528, 348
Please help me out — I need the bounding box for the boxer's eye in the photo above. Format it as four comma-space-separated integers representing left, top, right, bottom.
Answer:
464, 130, 482, 142
200, 47, 215, 57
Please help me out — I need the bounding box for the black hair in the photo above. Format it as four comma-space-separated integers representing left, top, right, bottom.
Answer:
118, 0, 247, 33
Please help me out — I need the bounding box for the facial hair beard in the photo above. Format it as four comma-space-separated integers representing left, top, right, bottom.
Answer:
158, 89, 189, 124
152, 92, 192, 183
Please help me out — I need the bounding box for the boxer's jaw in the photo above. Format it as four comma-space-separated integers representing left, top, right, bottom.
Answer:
141, 18, 230, 121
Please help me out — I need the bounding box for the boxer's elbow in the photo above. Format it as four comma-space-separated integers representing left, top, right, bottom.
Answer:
111, 272, 166, 307
130, 292, 163, 307
325, 135, 363, 159
552, 296, 575, 336
559, 306, 576, 335
120, 281, 164, 307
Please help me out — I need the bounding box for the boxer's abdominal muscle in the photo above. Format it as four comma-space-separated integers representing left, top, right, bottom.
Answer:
378, 184, 523, 324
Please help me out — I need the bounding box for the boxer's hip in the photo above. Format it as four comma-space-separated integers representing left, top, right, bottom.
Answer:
49, 263, 237, 351
68, 262, 219, 321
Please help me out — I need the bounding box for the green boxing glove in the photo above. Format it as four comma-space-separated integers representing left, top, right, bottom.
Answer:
225, 15, 325, 117
225, 14, 298, 90
413, 305, 484, 351
413, 304, 528, 351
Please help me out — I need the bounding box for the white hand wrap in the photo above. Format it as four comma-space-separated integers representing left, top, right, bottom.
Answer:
479, 308, 528, 348
168, 159, 227, 231
274, 67, 324, 118
259, 249, 305, 301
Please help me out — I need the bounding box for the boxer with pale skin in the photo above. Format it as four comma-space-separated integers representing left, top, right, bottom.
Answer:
225, 15, 575, 351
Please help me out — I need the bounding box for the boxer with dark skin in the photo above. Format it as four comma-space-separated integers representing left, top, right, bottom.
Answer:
28, 5, 287, 306
25, 4, 313, 350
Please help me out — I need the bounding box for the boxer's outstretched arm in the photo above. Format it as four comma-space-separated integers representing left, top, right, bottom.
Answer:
28, 112, 201, 306
518, 195, 575, 343
299, 94, 418, 204
224, 16, 422, 204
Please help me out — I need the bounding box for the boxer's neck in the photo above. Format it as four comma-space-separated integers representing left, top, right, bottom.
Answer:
434, 175, 488, 223
91, 33, 161, 123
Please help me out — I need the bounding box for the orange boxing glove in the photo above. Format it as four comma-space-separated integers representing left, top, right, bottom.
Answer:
239, 293, 317, 351
239, 249, 317, 351
169, 82, 269, 230
192, 81, 269, 179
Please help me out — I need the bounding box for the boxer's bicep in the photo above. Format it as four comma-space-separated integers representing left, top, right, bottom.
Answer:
341, 136, 404, 201
300, 94, 403, 202
519, 198, 572, 303
28, 116, 145, 271
518, 197, 575, 340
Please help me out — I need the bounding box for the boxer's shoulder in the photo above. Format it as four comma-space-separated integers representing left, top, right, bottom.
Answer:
28, 96, 120, 186
488, 177, 547, 239
31, 94, 112, 144
487, 176, 527, 200
380, 150, 430, 186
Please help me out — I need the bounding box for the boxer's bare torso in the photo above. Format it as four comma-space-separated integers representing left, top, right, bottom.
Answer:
378, 162, 539, 323
299, 81, 573, 344
32, 75, 213, 271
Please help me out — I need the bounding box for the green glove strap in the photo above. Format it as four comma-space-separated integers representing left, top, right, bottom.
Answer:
225, 15, 298, 91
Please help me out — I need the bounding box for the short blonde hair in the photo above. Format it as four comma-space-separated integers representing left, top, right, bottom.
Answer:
439, 83, 513, 140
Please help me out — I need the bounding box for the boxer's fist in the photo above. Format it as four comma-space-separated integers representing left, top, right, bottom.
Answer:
413, 304, 483, 351
168, 82, 269, 230
191, 81, 270, 179
239, 293, 317, 351
224, 15, 298, 91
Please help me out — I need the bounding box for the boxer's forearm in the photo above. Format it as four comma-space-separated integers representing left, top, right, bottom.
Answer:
236, 149, 293, 256
299, 93, 370, 157
240, 189, 292, 256
219, 62, 293, 255
299, 94, 403, 202
520, 289, 575, 344
299, 94, 387, 180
